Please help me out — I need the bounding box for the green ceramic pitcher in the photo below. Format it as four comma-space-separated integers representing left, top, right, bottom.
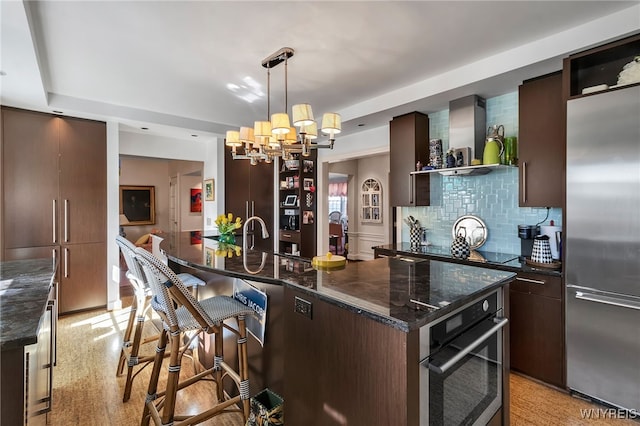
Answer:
483, 125, 504, 165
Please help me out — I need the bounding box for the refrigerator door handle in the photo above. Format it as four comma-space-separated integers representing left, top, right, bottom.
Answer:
575, 291, 640, 311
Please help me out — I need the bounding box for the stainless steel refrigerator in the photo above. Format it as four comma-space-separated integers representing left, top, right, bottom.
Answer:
566, 85, 640, 412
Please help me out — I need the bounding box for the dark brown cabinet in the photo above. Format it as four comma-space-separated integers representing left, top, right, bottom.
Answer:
518, 71, 565, 208
1, 107, 107, 314
277, 152, 317, 258
389, 112, 430, 207
284, 286, 419, 425
509, 272, 564, 388
224, 146, 274, 250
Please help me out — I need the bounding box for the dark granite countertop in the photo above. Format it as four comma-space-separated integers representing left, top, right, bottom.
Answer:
1, 258, 56, 350
162, 232, 515, 332
373, 243, 563, 277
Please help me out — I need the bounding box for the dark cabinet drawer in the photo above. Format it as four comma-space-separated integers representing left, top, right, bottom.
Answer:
279, 230, 301, 244
512, 272, 562, 299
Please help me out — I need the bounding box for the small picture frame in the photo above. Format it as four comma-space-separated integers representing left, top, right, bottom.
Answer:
303, 178, 314, 191
204, 179, 215, 201
205, 247, 214, 267
303, 160, 314, 173
190, 188, 202, 212
283, 195, 298, 207
303, 210, 314, 224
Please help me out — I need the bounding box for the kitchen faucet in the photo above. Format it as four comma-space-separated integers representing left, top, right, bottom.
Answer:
243, 215, 270, 250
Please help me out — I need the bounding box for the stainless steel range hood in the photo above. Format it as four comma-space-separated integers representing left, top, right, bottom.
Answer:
449, 95, 486, 161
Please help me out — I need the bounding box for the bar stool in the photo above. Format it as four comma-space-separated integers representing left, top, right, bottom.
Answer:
134, 247, 255, 426
115, 236, 205, 402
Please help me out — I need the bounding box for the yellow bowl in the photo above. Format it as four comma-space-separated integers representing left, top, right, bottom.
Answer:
312, 254, 346, 269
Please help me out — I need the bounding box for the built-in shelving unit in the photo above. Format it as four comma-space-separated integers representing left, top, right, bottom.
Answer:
278, 151, 317, 258
410, 163, 511, 177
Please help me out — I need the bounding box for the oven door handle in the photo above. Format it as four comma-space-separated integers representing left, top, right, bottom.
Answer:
425, 317, 508, 374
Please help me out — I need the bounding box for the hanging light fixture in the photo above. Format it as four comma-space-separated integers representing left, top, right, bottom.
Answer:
227, 47, 341, 164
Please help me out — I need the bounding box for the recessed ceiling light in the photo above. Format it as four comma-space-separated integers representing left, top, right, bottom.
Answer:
141, 127, 149, 130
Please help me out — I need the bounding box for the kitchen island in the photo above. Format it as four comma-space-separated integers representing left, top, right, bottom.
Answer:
1, 258, 57, 426
160, 232, 516, 425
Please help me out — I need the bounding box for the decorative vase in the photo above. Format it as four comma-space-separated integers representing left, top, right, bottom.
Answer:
219, 233, 236, 245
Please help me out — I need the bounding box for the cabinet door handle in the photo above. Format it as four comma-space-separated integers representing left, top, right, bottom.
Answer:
52, 248, 57, 270
521, 162, 527, 204
64, 247, 69, 278
409, 175, 414, 204
52, 200, 57, 243
282, 233, 292, 238
64, 199, 69, 242
516, 277, 545, 285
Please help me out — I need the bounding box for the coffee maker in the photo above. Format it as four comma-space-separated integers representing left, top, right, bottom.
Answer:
518, 224, 539, 260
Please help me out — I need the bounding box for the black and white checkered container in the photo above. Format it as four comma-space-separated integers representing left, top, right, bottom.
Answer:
531, 235, 553, 263
409, 227, 421, 248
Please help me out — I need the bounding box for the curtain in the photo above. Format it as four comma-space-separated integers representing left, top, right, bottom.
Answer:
328, 182, 348, 196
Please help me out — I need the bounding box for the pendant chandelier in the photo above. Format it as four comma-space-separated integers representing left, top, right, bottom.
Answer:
226, 47, 341, 165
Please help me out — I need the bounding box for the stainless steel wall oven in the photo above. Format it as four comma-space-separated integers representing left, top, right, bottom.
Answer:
419, 288, 507, 425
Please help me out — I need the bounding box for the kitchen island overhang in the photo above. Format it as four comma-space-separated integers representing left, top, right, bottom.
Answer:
163, 233, 515, 333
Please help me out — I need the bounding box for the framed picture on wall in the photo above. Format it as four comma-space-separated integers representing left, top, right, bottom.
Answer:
191, 188, 202, 212
120, 185, 155, 225
303, 178, 314, 191
204, 179, 215, 201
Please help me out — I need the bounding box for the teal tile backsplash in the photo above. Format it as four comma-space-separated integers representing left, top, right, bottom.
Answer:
402, 92, 562, 255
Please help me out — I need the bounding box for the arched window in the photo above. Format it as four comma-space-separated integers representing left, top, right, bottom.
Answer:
361, 178, 382, 223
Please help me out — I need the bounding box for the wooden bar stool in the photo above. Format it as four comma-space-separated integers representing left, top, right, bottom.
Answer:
115, 236, 205, 402
134, 247, 255, 426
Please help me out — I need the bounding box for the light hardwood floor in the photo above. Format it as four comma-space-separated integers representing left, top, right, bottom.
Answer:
50, 301, 636, 425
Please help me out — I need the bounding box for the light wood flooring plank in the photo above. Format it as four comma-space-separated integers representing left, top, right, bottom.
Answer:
51, 300, 243, 425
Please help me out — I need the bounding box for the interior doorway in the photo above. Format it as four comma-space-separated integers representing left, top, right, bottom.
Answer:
328, 173, 349, 255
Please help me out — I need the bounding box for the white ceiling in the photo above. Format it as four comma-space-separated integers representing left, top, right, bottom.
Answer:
2, 1, 639, 143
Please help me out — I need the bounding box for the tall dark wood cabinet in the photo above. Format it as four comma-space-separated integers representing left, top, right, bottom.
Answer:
278, 152, 317, 258
224, 146, 274, 250
509, 272, 564, 388
389, 112, 430, 207
1, 107, 107, 314
518, 71, 565, 208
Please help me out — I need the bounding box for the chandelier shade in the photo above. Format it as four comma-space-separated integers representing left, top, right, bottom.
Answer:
292, 104, 315, 127
239, 126, 255, 144
321, 112, 342, 136
271, 113, 291, 134
304, 121, 318, 140
225, 130, 241, 147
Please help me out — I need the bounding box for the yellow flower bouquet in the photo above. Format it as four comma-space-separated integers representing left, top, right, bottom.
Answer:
216, 213, 242, 244
215, 242, 242, 258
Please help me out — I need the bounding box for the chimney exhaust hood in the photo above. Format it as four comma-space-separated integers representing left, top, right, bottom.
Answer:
449, 95, 486, 161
